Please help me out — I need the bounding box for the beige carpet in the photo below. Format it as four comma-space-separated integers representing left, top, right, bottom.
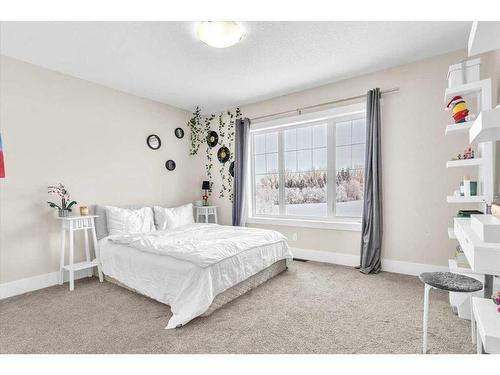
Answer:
0, 261, 474, 354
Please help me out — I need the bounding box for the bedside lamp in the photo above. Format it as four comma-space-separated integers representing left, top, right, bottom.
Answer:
202, 181, 210, 206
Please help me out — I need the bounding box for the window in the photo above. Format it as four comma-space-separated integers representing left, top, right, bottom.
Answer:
250, 106, 366, 223
335, 118, 366, 217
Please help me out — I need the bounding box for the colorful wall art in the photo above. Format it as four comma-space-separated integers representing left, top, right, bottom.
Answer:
0, 134, 5, 178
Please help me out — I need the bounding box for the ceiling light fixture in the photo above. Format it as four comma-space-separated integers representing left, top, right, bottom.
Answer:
196, 21, 243, 48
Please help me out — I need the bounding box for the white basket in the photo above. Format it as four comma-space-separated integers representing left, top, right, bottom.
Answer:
447, 58, 481, 88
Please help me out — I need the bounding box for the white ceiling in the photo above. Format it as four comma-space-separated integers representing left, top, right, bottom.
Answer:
0, 22, 471, 113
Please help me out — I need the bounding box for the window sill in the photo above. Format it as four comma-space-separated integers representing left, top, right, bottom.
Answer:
246, 216, 362, 231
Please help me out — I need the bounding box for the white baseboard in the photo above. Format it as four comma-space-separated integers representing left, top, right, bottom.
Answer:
0, 268, 92, 299
0, 248, 449, 299
290, 247, 448, 276
292, 247, 359, 267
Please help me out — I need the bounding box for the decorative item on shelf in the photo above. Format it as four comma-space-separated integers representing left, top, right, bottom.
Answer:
463, 146, 474, 159
207, 131, 218, 147
456, 210, 483, 218
460, 175, 478, 197
79, 206, 89, 216
174, 128, 184, 139
146, 134, 161, 150
202, 180, 210, 206
493, 292, 500, 314
47, 183, 77, 217
165, 160, 176, 171
445, 95, 469, 123
451, 146, 476, 161
217, 146, 230, 163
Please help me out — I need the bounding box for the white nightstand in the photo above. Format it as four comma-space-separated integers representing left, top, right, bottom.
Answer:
194, 205, 218, 224
57, 215, 103, 291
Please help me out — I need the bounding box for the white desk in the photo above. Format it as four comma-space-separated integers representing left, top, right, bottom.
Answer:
454, 218, 500, 297
472, 297, 500, 354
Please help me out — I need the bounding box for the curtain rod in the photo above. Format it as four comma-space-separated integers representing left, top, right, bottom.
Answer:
250, 87, 399, 122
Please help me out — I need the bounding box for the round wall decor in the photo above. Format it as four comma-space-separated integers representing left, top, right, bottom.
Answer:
229, 161, 235, 177
207, 131, 219, 147
174, 128, 184, 139
217, 146, 230, 163
165, 160, 176, 171
146, 134, 161, 150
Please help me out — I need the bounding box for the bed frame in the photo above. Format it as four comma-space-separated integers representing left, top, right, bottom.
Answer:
93, 205, 288, 324
104, 259, 287, 321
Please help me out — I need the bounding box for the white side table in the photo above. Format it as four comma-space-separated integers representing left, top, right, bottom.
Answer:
194, 206, 218, 224
472, 296, 500, 354
57, 215, 103, 291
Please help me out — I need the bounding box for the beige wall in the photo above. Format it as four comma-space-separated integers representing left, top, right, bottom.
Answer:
0, 56, 198, 283
206, 49, 500, 267
2, 49, 499, 285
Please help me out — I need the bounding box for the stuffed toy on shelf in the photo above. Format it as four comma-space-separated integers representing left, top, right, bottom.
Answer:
445, 95, 469, 123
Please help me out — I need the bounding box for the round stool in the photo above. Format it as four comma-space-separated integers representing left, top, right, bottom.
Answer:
419, 272, 483, 354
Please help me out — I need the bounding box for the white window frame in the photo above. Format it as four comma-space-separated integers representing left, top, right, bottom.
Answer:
247, 103, 366, 231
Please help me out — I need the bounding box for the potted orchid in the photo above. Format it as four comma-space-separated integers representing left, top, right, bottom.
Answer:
47, 183, 77, 217
493, 291, 500, 314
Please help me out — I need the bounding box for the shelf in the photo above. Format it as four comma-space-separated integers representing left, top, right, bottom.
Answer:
446, 158, 483, 168
454, 218, 500, 275
469, 106, 500, 144
472, 297, 500, 354
445, 121, 473, 136
447, 195, 485, 204
444, 79, 491, 104
448, 258, 474, 275
448, 227, 456, 240
63, 260, 98, 271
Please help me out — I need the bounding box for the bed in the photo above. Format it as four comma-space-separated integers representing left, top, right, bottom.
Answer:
94, 205, 292, 329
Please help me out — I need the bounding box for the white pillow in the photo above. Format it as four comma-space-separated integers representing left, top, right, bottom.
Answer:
105, 206, 155, 236
154, 203, 194, 230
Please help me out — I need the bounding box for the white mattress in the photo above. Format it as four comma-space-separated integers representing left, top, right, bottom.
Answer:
99, 235, 292, 328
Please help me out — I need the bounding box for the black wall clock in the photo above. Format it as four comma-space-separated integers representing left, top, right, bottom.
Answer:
207, 131, 219, 147
217, 146, 230, 163
165, 160, 176, 171
174, 128, 184, 139
146, 134, 161, 150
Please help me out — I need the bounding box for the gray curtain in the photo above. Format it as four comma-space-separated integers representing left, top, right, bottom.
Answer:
232, 117, 250, 226
359, 88, 383, 274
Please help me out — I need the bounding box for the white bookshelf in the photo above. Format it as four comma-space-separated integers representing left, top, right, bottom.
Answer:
444, 79, 492, 111
446, 158, 483, 168
445, 121, 473, 136
443, 75, 493, 214
448, 258, 473, 275
447, 195, 485, 204
469, 106, 500, 144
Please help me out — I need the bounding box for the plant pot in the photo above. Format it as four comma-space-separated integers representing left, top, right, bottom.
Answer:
58, 209, 70, 217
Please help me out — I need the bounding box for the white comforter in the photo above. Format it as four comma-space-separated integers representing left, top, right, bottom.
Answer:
109, 223, 287, 267
102, 224, 291, 328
